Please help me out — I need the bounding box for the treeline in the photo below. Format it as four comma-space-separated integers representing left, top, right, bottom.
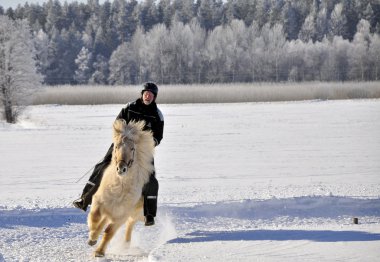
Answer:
1, 0, 380, 85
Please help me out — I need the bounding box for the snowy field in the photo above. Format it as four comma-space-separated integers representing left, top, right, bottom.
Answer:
0, 99, 380, 261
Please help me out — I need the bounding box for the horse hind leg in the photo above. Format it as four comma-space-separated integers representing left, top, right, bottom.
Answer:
88, 207, 106, 246
95, 222, 123, 257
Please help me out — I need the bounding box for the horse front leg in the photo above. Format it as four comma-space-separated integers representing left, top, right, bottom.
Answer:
125, 202, 144, 243
95, 222, 123, 257
87, 207, 106, 246
125, 217, 137, 243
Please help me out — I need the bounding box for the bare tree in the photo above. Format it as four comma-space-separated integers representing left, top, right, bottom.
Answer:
0, 16, 41, 123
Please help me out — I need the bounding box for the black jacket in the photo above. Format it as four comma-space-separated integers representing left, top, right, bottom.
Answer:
116, 98, 164, 146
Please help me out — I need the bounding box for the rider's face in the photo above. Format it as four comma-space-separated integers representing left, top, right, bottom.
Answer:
142, 91, 155, 105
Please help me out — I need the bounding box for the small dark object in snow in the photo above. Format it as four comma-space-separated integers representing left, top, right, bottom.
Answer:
353, 217, 359, 224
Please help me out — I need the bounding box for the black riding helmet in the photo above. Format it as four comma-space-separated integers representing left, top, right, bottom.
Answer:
141, 82, 158, 98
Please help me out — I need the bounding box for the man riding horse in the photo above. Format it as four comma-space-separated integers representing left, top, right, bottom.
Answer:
73, 82, 164, 226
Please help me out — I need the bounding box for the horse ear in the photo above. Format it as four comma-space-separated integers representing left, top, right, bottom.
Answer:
113, 119, 126, 136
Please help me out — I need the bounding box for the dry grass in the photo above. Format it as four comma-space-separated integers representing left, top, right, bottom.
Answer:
32, 82, 380, 105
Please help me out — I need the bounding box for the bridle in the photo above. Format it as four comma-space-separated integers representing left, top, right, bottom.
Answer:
126, 146, 135, 168
115, 138, 136, 169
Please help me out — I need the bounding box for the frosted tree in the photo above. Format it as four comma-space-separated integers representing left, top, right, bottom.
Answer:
362, 3, 375, 28
89, 54, 109, 84
45, 0, 64, 33
287, 39, 306, 81
157, 0, 174, 28
167, 21, 195, 83
229, 0, 257, 26
0, 16, 41, 123
255, 0, 270, 28
223, 19, 249, 82
315, 7, 327, 41
142, 24, 170, 83
108, 42, 134, 84
171, 0, 192, 25
282, 1, 302, 40
299, 13, 316, 42
188, 19, 206, 83
328, 3, 347, 40
34, 29, 49, 80
348, 19, 371, 80
109, 27, 146, 85
341, 0, 359, 40
247, 21, 265, 81
197, 0, 215, 31
369, 34, 380, 80
261, 23, 287, 81
138, 0, 158, 32
113, 0, 138, 43
204, 25, 227, 82
321, 36, 350, 81
74, 47, 92, 84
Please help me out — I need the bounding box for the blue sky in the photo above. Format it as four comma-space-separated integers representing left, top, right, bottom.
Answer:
0, 0, 107, 9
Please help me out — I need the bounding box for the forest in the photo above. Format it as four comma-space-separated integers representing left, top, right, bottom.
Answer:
1, 0, 380, 85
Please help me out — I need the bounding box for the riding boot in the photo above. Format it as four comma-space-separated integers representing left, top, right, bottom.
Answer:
143, 172, 159, 226
73, 144, 114, 212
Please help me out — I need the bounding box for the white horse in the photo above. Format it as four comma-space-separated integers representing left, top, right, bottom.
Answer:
87, 119, 155, 257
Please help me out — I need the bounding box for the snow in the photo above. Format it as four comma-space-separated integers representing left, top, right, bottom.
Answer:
0, 99, 380, 261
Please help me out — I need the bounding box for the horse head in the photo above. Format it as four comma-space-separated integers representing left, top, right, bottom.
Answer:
112, 119, 137, 176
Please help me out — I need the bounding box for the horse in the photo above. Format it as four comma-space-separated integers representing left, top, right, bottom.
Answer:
87, 119, 155, 257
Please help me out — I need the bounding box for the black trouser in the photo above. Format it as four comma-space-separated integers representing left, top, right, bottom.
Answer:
80, 144, 159, 217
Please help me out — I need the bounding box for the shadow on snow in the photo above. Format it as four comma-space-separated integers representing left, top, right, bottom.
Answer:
169, 229, 380, 243
0, 208, 86, 228
170, 196, 380, 220
1, 196, 379, 229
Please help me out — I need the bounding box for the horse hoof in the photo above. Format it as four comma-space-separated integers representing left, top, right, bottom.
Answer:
95, 251, 105, 257
88, 239, 97, 246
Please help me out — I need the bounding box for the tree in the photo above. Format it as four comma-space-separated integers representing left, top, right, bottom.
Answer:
89, 54, 109, 84
172, 0, 194, 25
74, 47, 92, 84
369, 33, 380, 80
197, 0, 215, 31
45, 0, 64, 33
142, 24, 170, 83
223, 19, 250, 82
261, 23, 288, 81
0, 16, 41, 123
282, 1, 302, 40
138, 0, 158, 32
328, 3, 347, 39
348, 19, 371, 80
299, 12, 317, 42
34, 29, 49, 80
108, 42, 134, 84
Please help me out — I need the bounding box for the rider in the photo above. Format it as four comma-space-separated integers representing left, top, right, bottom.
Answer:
73, 82, 164, 226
